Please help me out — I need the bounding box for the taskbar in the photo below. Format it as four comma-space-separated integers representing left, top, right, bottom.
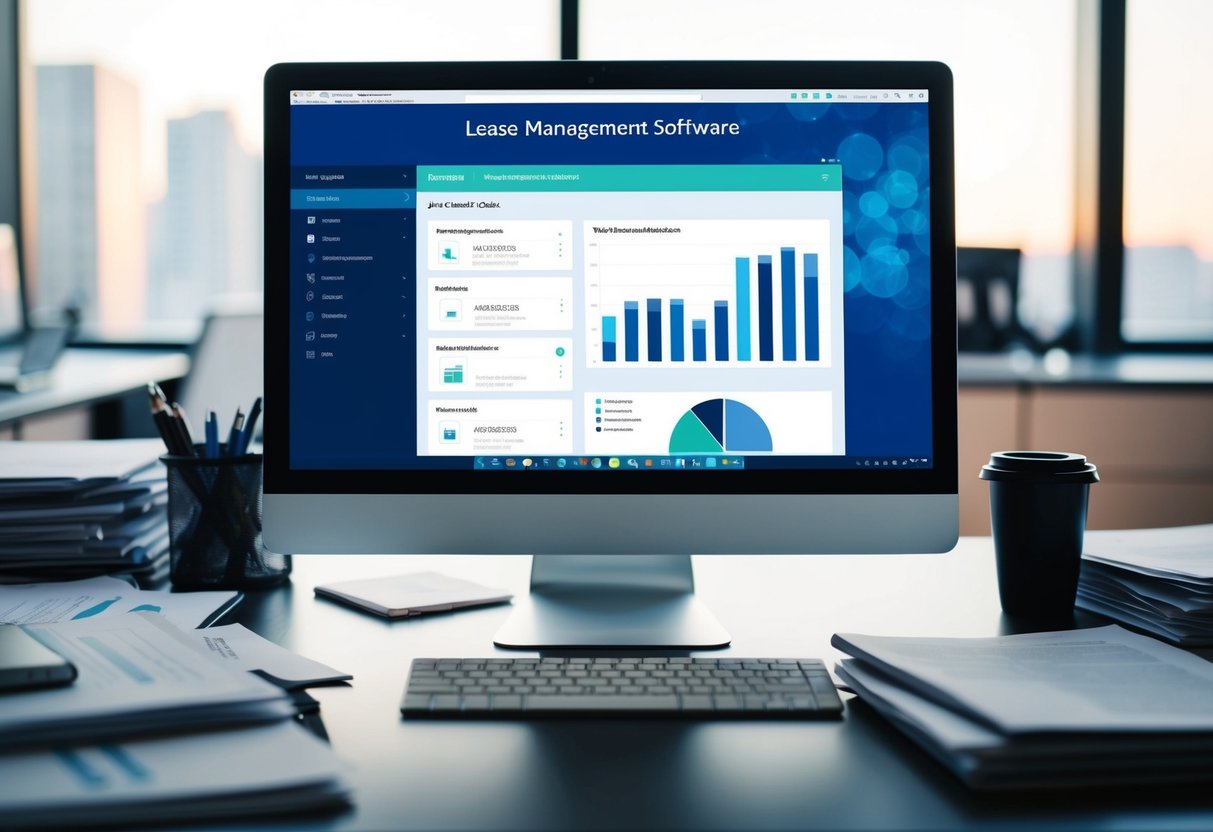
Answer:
474, 455, 744, 471
470, 455, 932, 471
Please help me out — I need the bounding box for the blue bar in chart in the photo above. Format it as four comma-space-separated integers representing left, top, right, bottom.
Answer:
624, 301, 639, 362
804, 253, 820, 361
757, 255, 773, 361
647, 298, 662, 362
670, 299, 685, 362
735, 258, 751, 361
603, 315, 617, 362
781, 247, 797, 360
714, 301, 729, 361
593, 235, 823, 366
692, 320, 707, 362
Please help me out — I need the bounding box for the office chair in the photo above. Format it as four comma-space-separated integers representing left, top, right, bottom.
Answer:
176, 294, 264, 444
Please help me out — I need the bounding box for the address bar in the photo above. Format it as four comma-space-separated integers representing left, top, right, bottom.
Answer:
464, 93, 703, 104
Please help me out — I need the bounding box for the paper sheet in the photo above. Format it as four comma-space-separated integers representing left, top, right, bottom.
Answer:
0, 438, 163, 482
0, 575, 238, 630
190, 623, 352, 688
1083, 523, 1213, 580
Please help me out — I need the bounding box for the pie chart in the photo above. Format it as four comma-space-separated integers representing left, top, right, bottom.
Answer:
669, 398, 773, 453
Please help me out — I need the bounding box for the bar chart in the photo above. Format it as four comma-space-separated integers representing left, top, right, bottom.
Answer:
585, 219, 832, 368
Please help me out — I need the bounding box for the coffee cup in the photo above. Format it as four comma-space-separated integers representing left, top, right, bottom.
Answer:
979, 451, 1099, 618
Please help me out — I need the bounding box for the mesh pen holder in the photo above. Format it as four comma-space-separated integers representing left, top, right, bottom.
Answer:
161, 447, 291, 590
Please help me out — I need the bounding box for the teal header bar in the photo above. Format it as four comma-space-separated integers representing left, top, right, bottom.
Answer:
416, 165, 842, 192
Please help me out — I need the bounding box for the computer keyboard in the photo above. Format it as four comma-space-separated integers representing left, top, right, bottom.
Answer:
400, 657, 844, 718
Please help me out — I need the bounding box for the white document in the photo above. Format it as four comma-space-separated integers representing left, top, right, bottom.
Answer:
1083, 523, 1213, 580
0, 438, 163, 483
0, 613, 291, 748
0, 720, 350, 827
190, 624, 352, 688
831, 625, 1213, 734
0, 575, 238, 630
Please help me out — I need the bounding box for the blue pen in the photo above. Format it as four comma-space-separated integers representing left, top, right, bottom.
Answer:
205, 411, 219, 458
225, 409, 245, 457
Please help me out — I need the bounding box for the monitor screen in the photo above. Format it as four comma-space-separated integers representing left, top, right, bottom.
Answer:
263, 61, 957, 645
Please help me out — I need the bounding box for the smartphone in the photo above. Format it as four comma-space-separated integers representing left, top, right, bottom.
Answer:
0, 625, 78, 692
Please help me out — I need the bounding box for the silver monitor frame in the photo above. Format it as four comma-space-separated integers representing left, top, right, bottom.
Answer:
263, 60, 959, 649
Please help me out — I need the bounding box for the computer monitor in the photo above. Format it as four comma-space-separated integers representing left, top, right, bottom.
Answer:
262, 61, 958, 649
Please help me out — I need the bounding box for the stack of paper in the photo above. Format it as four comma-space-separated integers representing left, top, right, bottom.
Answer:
832, 625, 1213, 790
0, 721, 349, 829
1077, 524, 1213, 646
0, 612, 350, 825
0, 613, 296, 747
0, 440, 171, 586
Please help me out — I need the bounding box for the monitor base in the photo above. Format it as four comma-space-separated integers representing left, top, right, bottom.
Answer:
493, 555, 731, 650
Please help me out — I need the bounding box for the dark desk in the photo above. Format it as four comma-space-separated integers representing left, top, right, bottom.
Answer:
222, 542, 1213, 831
0, 347, 190, 434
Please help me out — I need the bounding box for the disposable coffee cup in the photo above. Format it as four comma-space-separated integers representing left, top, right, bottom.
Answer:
979, 451, 1098, 618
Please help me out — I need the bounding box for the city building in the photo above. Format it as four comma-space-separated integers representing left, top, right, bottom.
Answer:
148, 109, 261, 321
35, 63, 146, 326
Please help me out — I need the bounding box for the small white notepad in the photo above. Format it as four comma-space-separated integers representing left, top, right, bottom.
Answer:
314, 571, 512, 618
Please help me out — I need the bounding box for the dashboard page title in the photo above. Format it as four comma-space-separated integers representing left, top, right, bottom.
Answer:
465, 118, 741, 140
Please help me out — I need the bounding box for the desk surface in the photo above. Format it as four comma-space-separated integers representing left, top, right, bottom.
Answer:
0, 347, 190, 426
221, 541, 1213, 831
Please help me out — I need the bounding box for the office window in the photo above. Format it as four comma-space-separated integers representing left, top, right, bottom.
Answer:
24, 0, 560, 332
1122, 0, 1213, 344
582, 0, 1079, 347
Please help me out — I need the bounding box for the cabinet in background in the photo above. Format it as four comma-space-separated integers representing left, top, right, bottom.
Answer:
958, 385, 1213, 535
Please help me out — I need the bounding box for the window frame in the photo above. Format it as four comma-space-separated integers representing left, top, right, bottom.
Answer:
3, 0, 1207, 352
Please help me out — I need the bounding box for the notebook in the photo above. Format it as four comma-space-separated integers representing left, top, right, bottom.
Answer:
314, 571, 512, 618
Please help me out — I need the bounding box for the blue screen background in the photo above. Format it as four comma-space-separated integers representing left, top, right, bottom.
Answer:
289, 100, 933, 466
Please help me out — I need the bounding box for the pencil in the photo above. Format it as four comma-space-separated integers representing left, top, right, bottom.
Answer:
170, 402, 197, 456
148, 386, 185, 455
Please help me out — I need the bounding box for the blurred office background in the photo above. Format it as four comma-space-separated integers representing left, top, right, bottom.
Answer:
1, 0, 1211, 532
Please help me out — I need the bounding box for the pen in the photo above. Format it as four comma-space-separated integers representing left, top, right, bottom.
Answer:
205, 411, 219, 459
171, 402, 197, 456
226, 408, 244, 456
237, 396, 263, 455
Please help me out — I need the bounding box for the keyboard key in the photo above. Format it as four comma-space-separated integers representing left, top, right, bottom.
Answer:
525, 694, 681, 711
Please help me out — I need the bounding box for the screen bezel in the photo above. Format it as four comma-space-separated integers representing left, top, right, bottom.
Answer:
263, 60, 957, 497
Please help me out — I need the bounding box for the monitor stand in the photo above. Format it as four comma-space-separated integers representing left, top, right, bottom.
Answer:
493, 554, 731, 649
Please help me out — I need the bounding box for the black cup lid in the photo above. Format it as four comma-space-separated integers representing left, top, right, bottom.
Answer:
979, 451, 1099, 483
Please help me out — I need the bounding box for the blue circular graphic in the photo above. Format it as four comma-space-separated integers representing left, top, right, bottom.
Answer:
837, 132, 883, 181
859, 190, 889, 218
